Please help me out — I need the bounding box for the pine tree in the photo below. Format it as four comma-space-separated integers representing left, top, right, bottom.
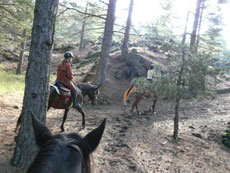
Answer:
98, 0, 117, 85
11, 0, 59, 168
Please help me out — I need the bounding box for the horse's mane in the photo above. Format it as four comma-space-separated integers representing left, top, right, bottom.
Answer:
28, 133, 91, 173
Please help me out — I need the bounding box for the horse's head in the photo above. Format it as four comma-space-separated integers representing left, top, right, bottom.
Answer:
28, 112, 106, 173
75, 83, 100, 105
87, 85, 100, 105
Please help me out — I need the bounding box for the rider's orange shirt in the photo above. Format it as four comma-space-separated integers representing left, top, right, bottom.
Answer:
56, 60, 73, 87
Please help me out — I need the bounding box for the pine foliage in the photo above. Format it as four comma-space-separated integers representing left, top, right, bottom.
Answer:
0, 0, 34, 53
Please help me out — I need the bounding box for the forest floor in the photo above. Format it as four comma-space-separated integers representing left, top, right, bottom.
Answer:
0, 47, 230, 173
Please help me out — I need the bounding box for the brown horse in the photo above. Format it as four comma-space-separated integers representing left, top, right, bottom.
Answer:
123, 85, 158, 114
48, 83, 100, 131
15, 83, 100, 132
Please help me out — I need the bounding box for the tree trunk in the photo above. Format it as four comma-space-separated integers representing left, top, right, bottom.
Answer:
195, 0, 205, 54
121, 0, 134, 60
98, 0, 117, 85
173, 7, 189, 141
190, 0, 202, 51
173, 49, 186, 141
181, 11, 190, 45
79, 3, 88, 51
11, 0, 59, 169
173, 97, 180, 140
16, 29, 27, 74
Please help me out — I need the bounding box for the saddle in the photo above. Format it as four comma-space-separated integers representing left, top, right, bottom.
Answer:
52, 81, 72, 98
58, 87, 72, 98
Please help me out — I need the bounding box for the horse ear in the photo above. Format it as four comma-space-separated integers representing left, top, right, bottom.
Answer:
30, 111, 52, 147
84, 118, 106, 153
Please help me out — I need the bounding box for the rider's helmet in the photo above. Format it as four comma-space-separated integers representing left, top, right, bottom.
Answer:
150, 63, 154, 69
64, 52, 73, 59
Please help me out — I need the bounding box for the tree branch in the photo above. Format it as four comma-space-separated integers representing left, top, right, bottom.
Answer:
57, 8, 69, 17
0, 6, 17, 18
88, 2, 107, 10
0, 25, 27, 37
99, 0, 109, 6
0, 3, 15, 6
58, 4, 106, 20
70, 27, 105, 36
113, 30, 146, 37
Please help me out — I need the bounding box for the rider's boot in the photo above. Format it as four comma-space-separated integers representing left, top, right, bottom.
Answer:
72, 92, 81, 109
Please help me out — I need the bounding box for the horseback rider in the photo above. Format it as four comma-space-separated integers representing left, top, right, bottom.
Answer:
147, 63, 155, 82
56, 52, 81, 109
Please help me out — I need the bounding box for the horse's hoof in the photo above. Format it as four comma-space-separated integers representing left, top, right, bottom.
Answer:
60, 127, 65, 132
81, 124, 85, 129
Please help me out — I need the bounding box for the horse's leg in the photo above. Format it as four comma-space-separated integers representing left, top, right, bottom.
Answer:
132, 95, 142, 114
61, 109, 69, 132
152, 95, 158, 114
135, 96, 142, 114
131, 96, 138, 112
76, 106, 85, 129
131, 102, 135, 112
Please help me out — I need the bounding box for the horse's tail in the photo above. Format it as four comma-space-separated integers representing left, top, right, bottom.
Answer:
123, 85, 136, 105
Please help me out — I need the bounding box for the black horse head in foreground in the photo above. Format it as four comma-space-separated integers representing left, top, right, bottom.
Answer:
27, 112, 106, 173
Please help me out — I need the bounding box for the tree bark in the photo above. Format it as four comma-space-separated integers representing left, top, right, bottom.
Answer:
190, 0, 202, 51
121, 0, 134, 60
98, 0, 117, 85
79, 3, 88, 51
195, 0, 205, 54
173, 50, 185, 141
173, 6, 189, 141
11, 0, 59, 169
181, 11, 190, 46
173, 97, 180, 140
16, 29, 27, 74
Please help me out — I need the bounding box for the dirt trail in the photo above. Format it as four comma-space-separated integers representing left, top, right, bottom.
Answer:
46, 92, 230, 173
45, 85, 227, 173
1, 86, 230, 173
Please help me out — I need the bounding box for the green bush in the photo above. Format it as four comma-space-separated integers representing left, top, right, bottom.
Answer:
131, 74, 178, 99
130, 52, 218, 100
